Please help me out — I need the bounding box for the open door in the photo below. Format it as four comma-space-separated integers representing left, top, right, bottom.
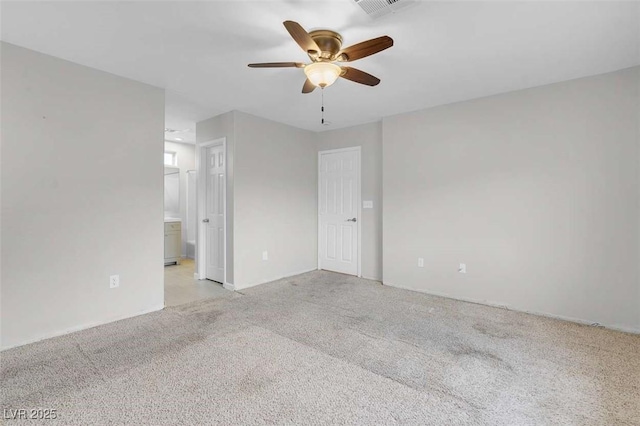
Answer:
197, 138, 226, 285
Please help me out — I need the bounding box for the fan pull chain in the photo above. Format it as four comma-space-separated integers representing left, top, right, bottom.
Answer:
321, 88, 325, 125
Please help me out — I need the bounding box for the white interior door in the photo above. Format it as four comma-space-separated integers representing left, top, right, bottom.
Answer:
205, 145, 224, 282
319, 148, 360, 276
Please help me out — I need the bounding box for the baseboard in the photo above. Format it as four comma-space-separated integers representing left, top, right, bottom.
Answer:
193, 273, 200, 280
383, 281, 640, 335
361, 275, 382, 282
223, 282, 235, 291
233, 267, 318, 291
1, 304, 165, 351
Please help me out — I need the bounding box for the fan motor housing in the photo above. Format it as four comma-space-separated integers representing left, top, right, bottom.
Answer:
308, 30, 343, 60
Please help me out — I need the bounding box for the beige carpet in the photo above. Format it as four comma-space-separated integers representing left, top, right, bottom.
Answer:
2, 271, 639, 425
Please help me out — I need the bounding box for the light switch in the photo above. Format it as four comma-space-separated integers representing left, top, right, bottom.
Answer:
363, 200, 373, 209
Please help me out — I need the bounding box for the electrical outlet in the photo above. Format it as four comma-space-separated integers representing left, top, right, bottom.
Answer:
458, 263, 467, 274
262, 251, 268, 261
109, 274, 120, 288
418, 257, 424, 268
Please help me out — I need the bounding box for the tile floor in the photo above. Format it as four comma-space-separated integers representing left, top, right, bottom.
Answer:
164, 258, 230, 307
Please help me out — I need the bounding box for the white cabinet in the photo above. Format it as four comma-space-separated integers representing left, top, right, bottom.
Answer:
164, 221, 182, 265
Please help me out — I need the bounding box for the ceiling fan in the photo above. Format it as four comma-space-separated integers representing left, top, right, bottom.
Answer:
248, 21, 393, 93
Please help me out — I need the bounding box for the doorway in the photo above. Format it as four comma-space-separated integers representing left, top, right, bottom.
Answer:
163, 139, 229, 307
318, 146, 361, 277
197, 138, 227, 286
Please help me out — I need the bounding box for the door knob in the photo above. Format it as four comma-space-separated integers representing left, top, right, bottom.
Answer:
202, 218, 210, 223
346, 218, 357, 222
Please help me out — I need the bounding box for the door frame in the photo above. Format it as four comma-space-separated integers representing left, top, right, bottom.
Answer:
196, 137, 227, 287
317, 146, 362, 278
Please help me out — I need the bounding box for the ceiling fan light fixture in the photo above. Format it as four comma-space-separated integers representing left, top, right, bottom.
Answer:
304, 62, 341, 88
248, 21, 392, 93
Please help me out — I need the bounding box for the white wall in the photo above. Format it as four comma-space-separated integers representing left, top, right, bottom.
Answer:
315, 122, 383, 281
383, 66, 640, 332
0, 43, 165, 349
196, 111, 235, 284
233, 111, 317, 289
164, 140, 195, 256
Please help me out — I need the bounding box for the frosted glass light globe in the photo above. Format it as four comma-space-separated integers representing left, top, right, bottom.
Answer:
304, 62, 341, 88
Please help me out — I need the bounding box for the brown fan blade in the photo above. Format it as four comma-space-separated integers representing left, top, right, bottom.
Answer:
302, 79, 316, 94
340, 67, 381, 86
338, 36, 393, 62
248, 62, 304, 68
283, 21, 321, 54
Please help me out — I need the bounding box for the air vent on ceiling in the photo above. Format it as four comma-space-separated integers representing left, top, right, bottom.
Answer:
354, 0, 415, 19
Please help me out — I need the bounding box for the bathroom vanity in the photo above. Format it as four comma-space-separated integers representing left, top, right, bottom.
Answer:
164, 218, 182, 265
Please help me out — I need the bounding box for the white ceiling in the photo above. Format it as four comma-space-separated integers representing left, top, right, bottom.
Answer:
2, 1, 639, 142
